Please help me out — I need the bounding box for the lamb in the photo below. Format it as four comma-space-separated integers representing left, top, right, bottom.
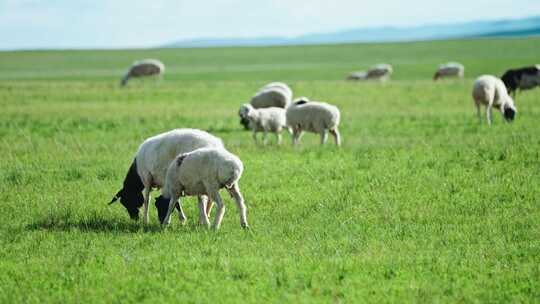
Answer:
472, 75, 517, 125
108, 129, 224, 225
433, 62, 464, 80
121, 59, 165, 86
239, 82, 293, 129
156, 147, 248, 229
238, 104, 288, 145
347, 63, 393, 82
500, 65, 540, 97
286, 97, 341, 146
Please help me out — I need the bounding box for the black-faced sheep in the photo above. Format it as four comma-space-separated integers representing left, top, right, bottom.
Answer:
472, 75, 517, 125
109, 129, 223, 224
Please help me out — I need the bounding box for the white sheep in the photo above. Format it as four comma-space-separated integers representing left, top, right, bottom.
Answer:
286, 97, 341, 146
434, 62, 464, 80
251, 82, 292, 108
239, 82, 293, 129
121, 59, 165, 86
157, 147, 248, 229
472, 75, 517, 125
109, 129, 224, 225
238, 103, 288, 145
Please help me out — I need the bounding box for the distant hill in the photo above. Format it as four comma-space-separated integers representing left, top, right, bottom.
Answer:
165, 16, 540, 48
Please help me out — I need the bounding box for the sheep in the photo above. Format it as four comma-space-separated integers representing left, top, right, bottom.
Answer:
347, 63, 393, 82
366, 63, 393, 81
433, 62, 464, 80
501, 65, 540, 97
239, 82, 293, 129
156, 147, 248, 229
286, 97, 341, 146
238, 103, 288, 145
472, 75, 517, 125
108, 129, 224, 225
121, 59, 165, 86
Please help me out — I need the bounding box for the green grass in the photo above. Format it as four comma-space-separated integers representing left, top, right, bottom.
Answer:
1, 38, 540, 303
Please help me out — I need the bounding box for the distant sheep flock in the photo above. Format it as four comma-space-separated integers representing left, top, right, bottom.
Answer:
110, 57, 538, 228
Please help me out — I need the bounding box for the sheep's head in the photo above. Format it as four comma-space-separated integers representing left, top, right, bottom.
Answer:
238, 104, 254, 129
108, 159, 145, 220
109, 189, 143, 220
154, 195, 171, 224
293, 97, 309, 105
503, 97, 517, 122
503, 105, 516, 122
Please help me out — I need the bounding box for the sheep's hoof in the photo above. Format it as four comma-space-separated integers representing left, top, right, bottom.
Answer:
241, 223, 250, 229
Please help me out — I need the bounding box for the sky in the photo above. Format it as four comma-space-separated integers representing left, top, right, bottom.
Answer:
1, 0, 540, 50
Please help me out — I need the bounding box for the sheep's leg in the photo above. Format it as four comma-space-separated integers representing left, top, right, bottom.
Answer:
197, 196, 210, 227
292, 127, 303, 146
208, 189, 225, 230
177, 200, 187, 224
262, 131, 268, 145
143, 187, 151, 224
486, 105, 493, 126
163, 197, 178, 226
252, 131, 258, 144
330, 128, 341, 147
475, 102, 481, 122
206, 198, 214, 217
227, 183, 248, 229
277, 132, 282, 145
320, 130, 328, 145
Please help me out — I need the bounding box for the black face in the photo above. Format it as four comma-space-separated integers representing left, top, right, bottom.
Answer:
504, 107, 516, 122
155, 195, 171, 224
240, 117, 250, 130
110, 159, 145, 220
117, 190, 143, 220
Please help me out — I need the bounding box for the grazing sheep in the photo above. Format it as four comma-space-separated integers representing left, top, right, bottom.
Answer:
238, 103, 288, 145
367, 63, 393, 81
347, 64, 393, 81
501, 65, 540, 97
239, 82, 293, 129
121, 59, 165, 86
156, 147, 248, 229
109, 129, 224, 225
286, 97, 341, 146
472, 75, 517, 125
433, 62, 464, 80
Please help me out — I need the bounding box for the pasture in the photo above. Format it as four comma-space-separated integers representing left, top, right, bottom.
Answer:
1, 38, 539, 302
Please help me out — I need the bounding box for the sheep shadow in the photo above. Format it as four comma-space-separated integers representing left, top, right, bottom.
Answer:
26, 215, 163, 233
25, 211, 225, 234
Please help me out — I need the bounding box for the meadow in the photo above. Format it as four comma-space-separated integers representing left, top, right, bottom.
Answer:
0, 38, 539, 303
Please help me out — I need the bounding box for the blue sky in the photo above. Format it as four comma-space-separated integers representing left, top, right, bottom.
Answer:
1, 0, 539, 50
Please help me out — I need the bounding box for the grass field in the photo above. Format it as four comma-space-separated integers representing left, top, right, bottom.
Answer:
1, 38, 540, 303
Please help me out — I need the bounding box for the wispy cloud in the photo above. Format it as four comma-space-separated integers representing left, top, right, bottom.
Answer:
1, 0, 539, 49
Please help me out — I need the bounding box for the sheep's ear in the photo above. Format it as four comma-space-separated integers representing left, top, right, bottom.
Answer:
108, 190, 122, 205
176, 154, 187, 167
